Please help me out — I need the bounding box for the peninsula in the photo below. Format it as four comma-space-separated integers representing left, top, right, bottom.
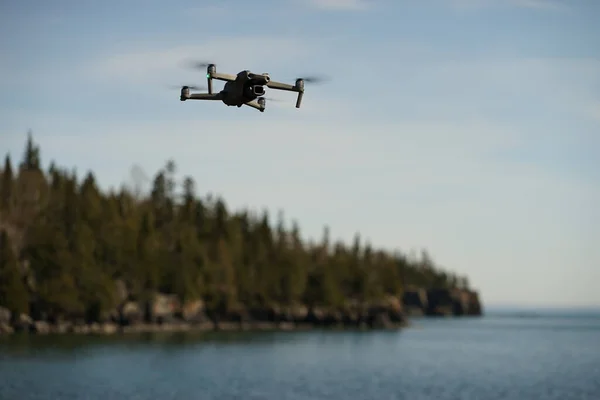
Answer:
0, 134, 482, 335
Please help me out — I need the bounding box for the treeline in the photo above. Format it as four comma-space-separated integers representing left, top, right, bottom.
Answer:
0, 134, 471, 323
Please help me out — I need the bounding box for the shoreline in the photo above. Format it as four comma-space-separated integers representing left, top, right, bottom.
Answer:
1, 318, 411, 336
0, 287, 484, 336
0, 311, 485, 337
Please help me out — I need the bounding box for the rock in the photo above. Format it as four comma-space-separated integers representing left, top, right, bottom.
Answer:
32, 321, 51, 334
381, 295, 403, 313
278, 321, 295, 331
450, 289, 470, 316
147, 293, 181, 324
72, 324, 90, 334
53, 321, 72, 334
0, 307, 11, 325
119, 301, 144, 325
365, 306, 397, 329
304, 307, 326, 326
290, 305, 309, 323
0, 323, 14, 334
426, 288, 454, 316
403, 287, 483, 317
101, 323, 118, 334
387, 309, 406, 325
181, 299, 205, 322
403, 288, 429, 315
13, 314, 33, 332
465, 290, 483, 316
369, 311, 394, 329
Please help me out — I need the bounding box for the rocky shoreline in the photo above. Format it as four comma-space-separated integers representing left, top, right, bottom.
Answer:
0, 288, 482, 336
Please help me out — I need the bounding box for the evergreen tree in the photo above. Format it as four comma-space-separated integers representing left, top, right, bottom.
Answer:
0, 155, 13, 212
0, 133, 476, 322
19, 131, 41, 172
0, 230, 29, 316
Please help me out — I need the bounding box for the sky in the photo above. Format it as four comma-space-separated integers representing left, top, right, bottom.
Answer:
1, 0, 599, 309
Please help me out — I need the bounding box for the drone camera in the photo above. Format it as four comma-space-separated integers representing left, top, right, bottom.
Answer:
258, 97, 266, 112
253, 85, 266, 96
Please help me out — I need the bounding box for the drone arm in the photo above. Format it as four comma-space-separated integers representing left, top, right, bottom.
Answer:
265, 80, 297, 92
186, 93, 223, 100
266, 80, 304, 108
210, 72, 237, 82
295, 92, 304, 109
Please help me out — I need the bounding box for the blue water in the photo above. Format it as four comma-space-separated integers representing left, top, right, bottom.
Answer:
1, 313, 599, 400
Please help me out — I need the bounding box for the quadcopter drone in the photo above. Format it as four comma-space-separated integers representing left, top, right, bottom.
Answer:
177, 62, 325, 112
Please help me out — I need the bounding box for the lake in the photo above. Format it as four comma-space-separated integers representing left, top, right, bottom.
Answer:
1, 311, 599, 399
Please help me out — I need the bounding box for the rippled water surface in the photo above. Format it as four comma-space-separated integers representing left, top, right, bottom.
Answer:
1, 313, 599, 399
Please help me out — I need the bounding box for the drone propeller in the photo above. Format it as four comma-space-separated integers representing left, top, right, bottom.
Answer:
264, 97, 284, 103
296, 75, 329, 84
167, 84, 206, 91
185, 60, 215, 70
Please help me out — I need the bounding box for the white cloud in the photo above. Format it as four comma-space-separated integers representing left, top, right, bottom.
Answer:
449, 0, 565, 11
306, 0, 372, 10
180, 4, 230, 18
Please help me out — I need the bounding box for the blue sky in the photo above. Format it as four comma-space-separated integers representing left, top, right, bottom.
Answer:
1, 0, 599, 308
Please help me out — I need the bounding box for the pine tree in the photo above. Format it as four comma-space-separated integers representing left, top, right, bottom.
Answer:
19, 131, 41, 172
0, 155, 14, 212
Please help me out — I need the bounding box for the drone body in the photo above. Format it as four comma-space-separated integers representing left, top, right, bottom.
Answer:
179, 63, 313, 112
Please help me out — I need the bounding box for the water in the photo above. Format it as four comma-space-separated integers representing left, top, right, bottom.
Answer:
1, 312, 599, 400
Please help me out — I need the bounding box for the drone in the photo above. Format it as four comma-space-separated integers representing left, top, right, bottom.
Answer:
177, 62, 326, 112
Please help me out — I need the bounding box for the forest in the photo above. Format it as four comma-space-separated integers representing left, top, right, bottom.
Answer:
0, 134, 479, 333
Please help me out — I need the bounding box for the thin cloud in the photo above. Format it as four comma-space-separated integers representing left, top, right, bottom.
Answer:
86, 36, 329, 85
449, 0, 565, 11
306, 0, 372, 11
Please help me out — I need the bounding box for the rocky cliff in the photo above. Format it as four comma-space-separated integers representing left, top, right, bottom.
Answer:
402, 287, 483, 317
1, 287, 482, 335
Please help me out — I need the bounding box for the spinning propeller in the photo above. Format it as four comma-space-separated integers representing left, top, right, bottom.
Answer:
293, 75, 329, 84
185, 59, 329, 85
187, 61, 213, 70
167, 84, 206, 91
